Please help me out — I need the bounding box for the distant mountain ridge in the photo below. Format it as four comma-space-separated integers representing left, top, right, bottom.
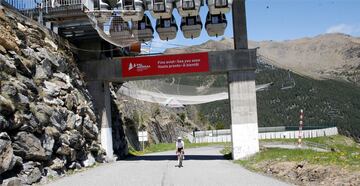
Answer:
165, 33, 360, 86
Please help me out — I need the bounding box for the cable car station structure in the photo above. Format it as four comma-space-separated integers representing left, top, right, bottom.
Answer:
1, 0, 259, 160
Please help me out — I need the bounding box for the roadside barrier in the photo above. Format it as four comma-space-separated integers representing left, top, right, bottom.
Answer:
191, 127, 338, 143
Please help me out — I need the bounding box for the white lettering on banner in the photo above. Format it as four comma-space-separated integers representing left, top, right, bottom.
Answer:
156, 58, 203, 70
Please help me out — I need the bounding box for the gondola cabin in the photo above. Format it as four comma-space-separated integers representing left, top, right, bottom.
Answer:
205, 13, 227, 37
207, 0, 232, 15
176, 0, 201, 17
109, 16, 134, 44
115, 0, 145, 22
132, 15, 154, 42
148, 0, 174, 19
180, 15, 202, 39
156, 15, 178, 41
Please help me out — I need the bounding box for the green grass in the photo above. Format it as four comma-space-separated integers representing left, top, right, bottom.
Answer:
129, 142, 229, 156
223, 135, 360, 171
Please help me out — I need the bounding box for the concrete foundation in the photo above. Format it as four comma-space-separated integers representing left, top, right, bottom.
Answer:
87, 81, 114, 158
101, 127, 113, 157
228, 71, 259, 160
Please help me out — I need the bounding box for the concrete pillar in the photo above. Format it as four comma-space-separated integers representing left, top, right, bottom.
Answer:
53, 25, 59, 34
38, 10, 43, 25
87, 81, 114, 159
228, 71, 259, 160
229, 0, 259, 160
46, 22, 52, 30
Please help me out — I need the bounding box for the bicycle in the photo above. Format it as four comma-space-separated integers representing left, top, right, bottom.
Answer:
176, 150, 184, 167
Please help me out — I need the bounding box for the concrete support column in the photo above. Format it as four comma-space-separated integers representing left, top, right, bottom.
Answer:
229, 0, 259, 160
53, 25, 59, 34
228, 71, 259, 160
46, 22, 52, 30
87, 81, 114, 159
38, 10, 43, 25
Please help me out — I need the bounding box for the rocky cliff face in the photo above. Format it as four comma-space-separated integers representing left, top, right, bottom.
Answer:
0, 7, 105, 184
113, 85, 203, 151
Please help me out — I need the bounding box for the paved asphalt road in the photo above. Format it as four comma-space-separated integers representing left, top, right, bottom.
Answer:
47, 146, 290, 186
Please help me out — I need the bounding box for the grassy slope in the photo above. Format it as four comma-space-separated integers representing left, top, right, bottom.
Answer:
220, 135, 360, 171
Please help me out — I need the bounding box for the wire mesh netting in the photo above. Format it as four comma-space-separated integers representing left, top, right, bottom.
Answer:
86, 10, 155, 47
117, 79, 272, 107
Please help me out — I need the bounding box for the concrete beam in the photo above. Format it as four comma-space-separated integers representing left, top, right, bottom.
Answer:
56, 21, 93, 29
79, 49, 257, 82
209, 50, 256, 72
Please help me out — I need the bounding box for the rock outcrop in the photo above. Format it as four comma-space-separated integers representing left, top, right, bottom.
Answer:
0, 7, 105, 184
113, 84, 203, 151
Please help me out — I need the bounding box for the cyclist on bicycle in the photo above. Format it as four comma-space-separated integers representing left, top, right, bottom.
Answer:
176, 137, 185, 158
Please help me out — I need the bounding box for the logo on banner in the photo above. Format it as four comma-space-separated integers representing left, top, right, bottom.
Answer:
128, 62, 151, 72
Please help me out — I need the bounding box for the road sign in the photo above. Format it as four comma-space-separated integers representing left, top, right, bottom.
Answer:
138, 131, 148, 142
121, 52, 209, 78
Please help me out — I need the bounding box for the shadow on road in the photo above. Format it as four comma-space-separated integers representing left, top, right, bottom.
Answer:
124, 155, 225, 161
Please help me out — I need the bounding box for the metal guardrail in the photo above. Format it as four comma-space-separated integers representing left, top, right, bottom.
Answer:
285, 125, 336, 131
2, 0, 40, 10
191, 127, 339, 143
1, 0, 83, 12
49, 0, 82, 7
1, 0, 96, 40
193, 125, 336, 138
259, 126, 286, 133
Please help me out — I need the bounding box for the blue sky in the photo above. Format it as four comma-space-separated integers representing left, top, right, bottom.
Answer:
145, 0, 360, 53
15, 0, 359, 53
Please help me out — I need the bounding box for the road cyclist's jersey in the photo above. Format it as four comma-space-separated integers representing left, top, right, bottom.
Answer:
176, 141, 184, 149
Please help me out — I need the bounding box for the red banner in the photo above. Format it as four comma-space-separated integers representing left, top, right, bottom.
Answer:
121, 52, 209, 78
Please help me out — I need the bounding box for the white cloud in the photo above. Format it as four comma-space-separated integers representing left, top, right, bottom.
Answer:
326, 24, 360, 35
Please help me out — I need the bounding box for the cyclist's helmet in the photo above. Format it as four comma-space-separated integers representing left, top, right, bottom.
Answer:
177, 137, 182, 140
